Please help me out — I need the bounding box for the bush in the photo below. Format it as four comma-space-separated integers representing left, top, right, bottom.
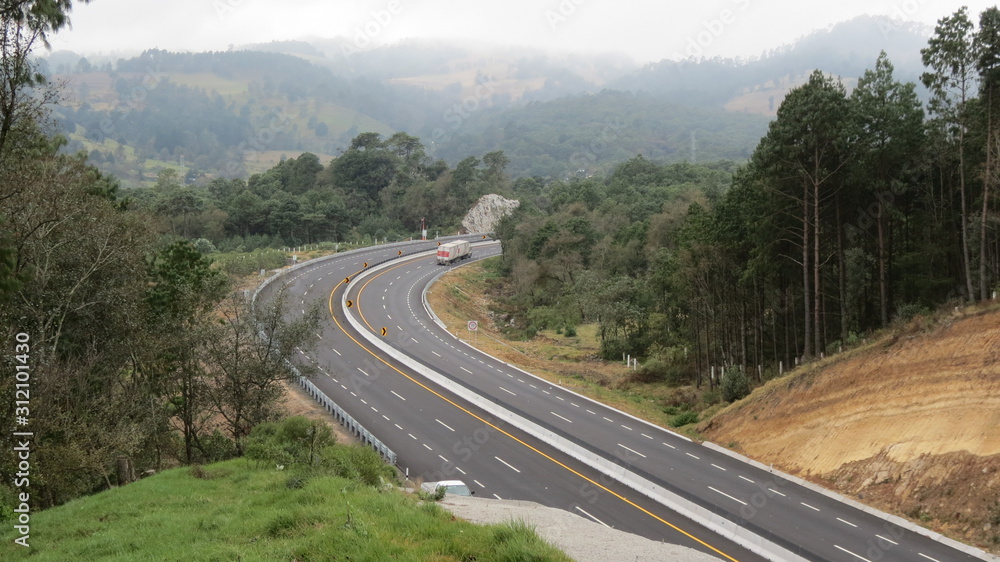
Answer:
701, 388, 721, 406
563, 325, 577, 337
721, 366, 751, 403
245, 416, 336, 468
669, 411, 699, 427
894, 302, 927, 323
197, 429, 237, 463
325, 445, 396, 487
193, 238, 217, 254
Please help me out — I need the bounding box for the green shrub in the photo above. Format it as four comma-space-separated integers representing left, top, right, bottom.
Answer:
245, 416, 336, 468
721, 366, 751, 403
669, 411, 699, 427
325, 445, 396, 487
701, 388, 721, 406
193, 238, 217, 254
563, 325, 577, 337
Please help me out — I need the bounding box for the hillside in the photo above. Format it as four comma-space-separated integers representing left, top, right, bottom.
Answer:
0, 456, 570, 561
41, 14, 932, 186
699, 307, 1000, 553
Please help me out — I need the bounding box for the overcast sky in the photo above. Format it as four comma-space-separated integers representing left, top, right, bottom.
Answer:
48, 0, 1000, 63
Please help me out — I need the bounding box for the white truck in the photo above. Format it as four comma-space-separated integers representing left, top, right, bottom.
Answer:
436, 240, 472, 265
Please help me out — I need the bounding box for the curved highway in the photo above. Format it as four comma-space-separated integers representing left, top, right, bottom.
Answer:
257, 239, 759, 561
259, 239, 995, 562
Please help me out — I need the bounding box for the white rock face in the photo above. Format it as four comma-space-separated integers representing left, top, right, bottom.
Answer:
461, 194, 519, 234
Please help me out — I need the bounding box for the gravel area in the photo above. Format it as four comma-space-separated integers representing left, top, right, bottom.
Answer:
439, 495, 720, 562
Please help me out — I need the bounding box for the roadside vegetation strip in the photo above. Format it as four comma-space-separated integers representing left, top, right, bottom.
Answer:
0, 458, 570, 561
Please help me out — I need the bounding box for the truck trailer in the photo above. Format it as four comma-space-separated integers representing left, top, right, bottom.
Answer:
436, 240, 472, 265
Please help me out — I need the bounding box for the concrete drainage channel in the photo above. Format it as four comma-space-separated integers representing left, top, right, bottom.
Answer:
344, 245, 805, 562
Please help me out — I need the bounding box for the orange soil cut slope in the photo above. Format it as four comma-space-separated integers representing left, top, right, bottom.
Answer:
702, 312, 1000, 474
701, 310, 1000, 550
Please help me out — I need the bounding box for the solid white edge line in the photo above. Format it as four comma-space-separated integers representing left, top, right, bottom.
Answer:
574, 506, 611, 528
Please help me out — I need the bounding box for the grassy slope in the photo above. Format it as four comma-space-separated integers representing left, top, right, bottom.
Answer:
0, 457, 569, 561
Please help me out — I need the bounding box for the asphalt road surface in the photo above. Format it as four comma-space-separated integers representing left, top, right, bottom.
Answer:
258, 239, 992, 562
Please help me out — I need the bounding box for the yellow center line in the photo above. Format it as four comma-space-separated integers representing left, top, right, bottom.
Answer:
326, 251, 740, 562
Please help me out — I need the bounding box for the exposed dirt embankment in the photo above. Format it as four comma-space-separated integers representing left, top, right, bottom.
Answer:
701, 310, 1000, 551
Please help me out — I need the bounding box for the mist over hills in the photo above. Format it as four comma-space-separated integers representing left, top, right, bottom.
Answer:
42, 15, 935, 186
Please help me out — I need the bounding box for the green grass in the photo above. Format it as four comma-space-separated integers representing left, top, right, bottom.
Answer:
0, 458, 569, 561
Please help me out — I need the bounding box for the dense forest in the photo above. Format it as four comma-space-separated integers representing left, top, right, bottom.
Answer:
494, 7, 1000, 396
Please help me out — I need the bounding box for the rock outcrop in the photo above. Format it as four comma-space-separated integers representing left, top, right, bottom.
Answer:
461, 194, 519, 234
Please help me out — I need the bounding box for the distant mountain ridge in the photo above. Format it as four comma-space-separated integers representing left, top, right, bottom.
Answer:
42, 15, 938, 185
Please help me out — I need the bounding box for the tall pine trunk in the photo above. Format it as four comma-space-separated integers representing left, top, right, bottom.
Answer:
802, 179, 812, 360
983, 90, 994, 302
878, 201, 889, 326
836, 194, 849, 341
960, 103, 975, 301
813, 154, 822, 357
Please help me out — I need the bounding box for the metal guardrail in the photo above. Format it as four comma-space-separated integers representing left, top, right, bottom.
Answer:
292, 365, 397, 465
251, 235, 489, 468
